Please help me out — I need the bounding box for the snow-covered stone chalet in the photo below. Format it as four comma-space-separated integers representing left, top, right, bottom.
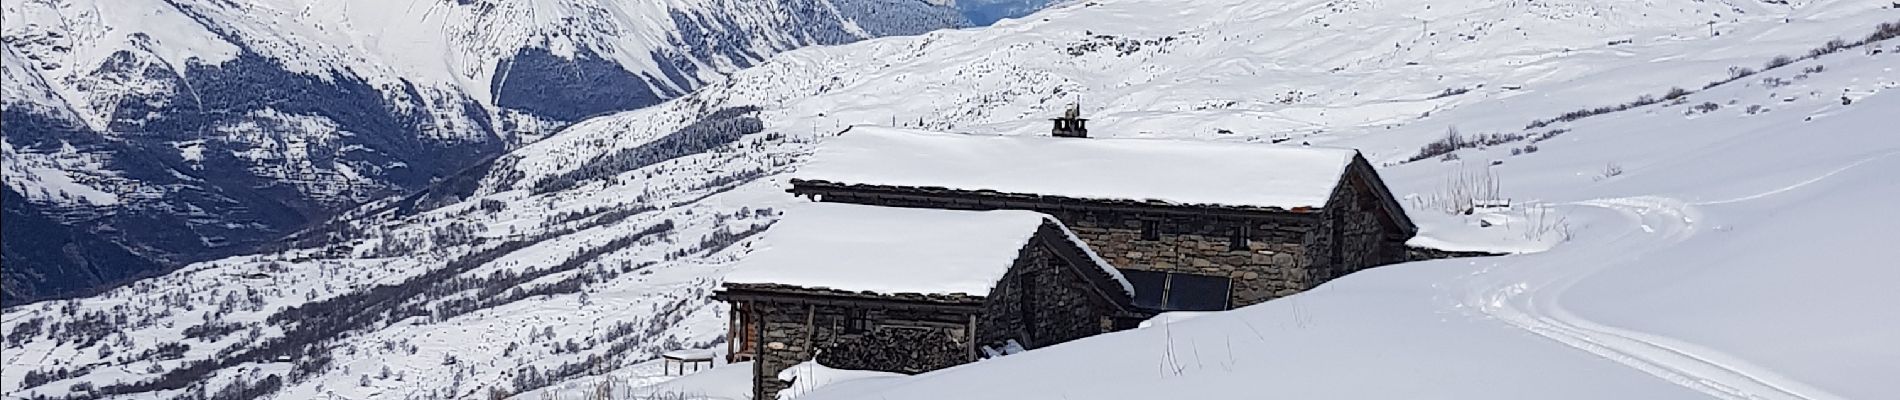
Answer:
718, 117, 1418, 398
787, 124, 1418, 311
715, 204, 1138, 400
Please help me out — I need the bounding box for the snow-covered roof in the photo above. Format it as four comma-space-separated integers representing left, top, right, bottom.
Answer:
724, 203, 1130, 296
794, 127, 1362, 210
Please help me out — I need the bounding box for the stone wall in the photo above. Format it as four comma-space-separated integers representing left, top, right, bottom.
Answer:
799, 188, 1328, 307
742, 299, 977, 399
977, 234, 1120, 349
736, 227, 1130, 399
1305, 171, 1411, 285
1050, 208, 1317, 306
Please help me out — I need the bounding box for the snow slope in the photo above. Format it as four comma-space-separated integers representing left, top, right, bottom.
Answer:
490, 0, 1896, 190
796, 20, 1900, 400
4, 0, 1895, 398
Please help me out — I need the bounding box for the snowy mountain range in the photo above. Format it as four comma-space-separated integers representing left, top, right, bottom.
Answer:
0, 0, 1024, 302
3, 0, 1897, 399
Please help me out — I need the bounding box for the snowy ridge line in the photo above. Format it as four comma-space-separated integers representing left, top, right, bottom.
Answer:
1401, 20, 1900, 167
1464, 197, 1838, 400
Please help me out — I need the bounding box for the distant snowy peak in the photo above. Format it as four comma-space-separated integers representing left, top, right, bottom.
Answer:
952, 0, 1058, 25
3, 0, 974, 126
0, 0, 990, 302
0, 46, 72, 118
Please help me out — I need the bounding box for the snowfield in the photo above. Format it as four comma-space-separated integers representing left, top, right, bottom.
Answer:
4, 0, 1898, 399
800, 91, 1900, 400
794, 14, 1900, 400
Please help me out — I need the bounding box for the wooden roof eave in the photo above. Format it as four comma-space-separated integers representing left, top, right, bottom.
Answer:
715, 284, 988, 312
788, 180, 1328, 220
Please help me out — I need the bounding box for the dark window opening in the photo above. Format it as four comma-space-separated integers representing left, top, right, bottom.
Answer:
1330, 213, 1345, 270
1165, 274, 1231, 310
1124, 270, 1168, 310
1228, 224, 1251, 251
845, 309, 871, 334
1018, 269, 1038, 343
1124, 270, 1231, 312
1140, 220, 1161, 241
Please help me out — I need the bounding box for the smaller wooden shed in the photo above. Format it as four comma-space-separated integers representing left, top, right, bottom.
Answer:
714, 203, 1137, 400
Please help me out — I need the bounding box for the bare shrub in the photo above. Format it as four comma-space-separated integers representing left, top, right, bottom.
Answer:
1529, 129, 1568, 143
1413, 166, 1503, 215
1689, 102, 1721, 114
1662, 87, 1691, 101
1522, 205, 1573, 242
1808, 38, 1850, 58
1869, 21, 1900, 43
1409, 127, 1466, 162
1430, 87, 1473, 99
1764, 55, 1795, 70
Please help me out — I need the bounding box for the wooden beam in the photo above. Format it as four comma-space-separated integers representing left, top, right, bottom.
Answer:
725, 303, 738, 363
752, 301, 766, 400
966, 314, 979, 362
788, 181, 1328, 219
803, 304, 817, 361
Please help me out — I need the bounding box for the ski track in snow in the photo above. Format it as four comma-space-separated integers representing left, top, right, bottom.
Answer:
1458, 195, 1843, 400
1693, 151, 1900, 206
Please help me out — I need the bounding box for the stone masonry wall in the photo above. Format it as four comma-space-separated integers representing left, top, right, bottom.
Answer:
802, 189, 1326, 307
1305, 175, 1410, 285
977, 237, 1118, 349
747, 300, 975, 399
1050, 209, 1317, 306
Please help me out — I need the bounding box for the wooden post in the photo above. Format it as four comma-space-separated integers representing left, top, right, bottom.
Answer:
966, 314, 978, 362
802, 305, 817, 359
725, 303, 737, 363
752, 302, 766, 400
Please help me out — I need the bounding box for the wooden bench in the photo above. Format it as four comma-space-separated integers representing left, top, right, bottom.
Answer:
661, 349, 716, 375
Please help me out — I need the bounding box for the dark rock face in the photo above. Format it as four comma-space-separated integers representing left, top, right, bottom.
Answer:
1, 187, 164, 305
653, 0, 971, 101
2, 48, 499, 303
493, 47, 668, 122
483, 0, 977, 124
953, 0, 1055, 26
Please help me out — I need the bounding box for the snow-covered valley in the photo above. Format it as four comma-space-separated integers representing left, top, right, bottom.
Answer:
0, 0, 998, 302
4, 0, 1898, 399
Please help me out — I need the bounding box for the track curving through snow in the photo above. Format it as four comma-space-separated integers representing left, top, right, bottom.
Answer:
1452, 196, 1845, 400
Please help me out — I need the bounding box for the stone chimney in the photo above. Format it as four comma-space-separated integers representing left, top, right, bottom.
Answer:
1051, 103, 1088, 138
